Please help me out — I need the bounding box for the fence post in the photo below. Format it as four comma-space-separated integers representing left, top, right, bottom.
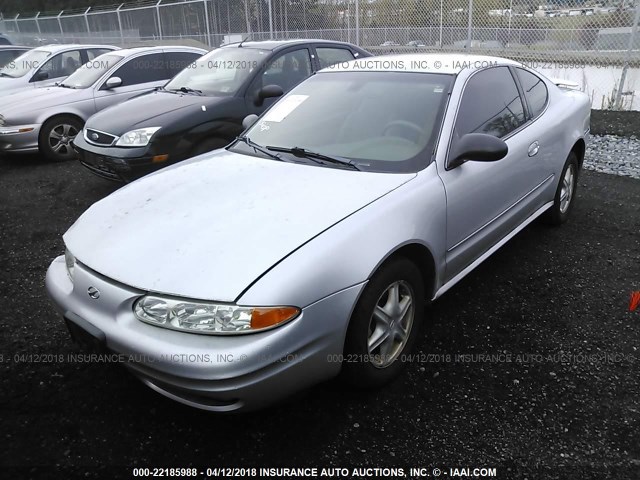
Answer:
57, 11, 64, 37
244, 0, 251, 35
439, 0, 443, 47
466, 0, 473, 48
156, 1, 163, 40
116, 4, 124, 45
268, 0, 274, 38
614, 0, 640, 110
355, 0, 359, 46
14, 14, 20, 34
203, 0, 211, 47
507, 0, 513, 46
34, 12, 41, 35
84, 7, 91, 36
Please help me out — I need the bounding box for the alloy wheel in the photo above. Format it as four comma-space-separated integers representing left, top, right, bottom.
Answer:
559, 163, 575, 214
48, 123, 79, 159
367, 280, 415, 368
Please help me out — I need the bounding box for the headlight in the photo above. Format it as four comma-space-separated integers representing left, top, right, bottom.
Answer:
134, 295, 300, 335
115, 127, 161, 147
65, 249, 76, 280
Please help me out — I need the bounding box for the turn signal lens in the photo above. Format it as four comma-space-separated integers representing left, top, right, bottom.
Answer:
251, 307, 300, 330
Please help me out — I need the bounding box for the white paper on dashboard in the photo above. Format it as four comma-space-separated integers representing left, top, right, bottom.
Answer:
262, 95, 309, 122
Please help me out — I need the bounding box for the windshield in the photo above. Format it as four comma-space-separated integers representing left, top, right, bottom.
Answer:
0, 49, 50, 78
241, 71, 454, 173
61, 54, 124, 88
164, 47, 269, 96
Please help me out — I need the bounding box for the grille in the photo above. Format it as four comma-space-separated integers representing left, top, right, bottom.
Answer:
84, 128, 117, 146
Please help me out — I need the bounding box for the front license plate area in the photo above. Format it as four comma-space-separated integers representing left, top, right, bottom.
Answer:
64, 312, 106, 353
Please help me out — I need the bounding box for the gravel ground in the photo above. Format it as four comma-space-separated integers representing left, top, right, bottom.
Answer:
585, 135, 640, 179
1, 144, 639, 479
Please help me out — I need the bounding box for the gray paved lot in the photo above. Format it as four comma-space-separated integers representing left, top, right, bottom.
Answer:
0, 153, 638, 479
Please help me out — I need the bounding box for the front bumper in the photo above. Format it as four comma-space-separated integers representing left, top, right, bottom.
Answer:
0, 124, 41, 154
45, 255, 363, 412
73, 134, 165, 182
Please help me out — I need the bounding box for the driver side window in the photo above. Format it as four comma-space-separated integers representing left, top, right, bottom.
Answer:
34, 50, 82, 81
259, 49, 312, 94
453, 67, 526, 140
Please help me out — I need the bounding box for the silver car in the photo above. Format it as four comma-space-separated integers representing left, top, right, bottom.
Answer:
0, 45, 206, 161
0, 44, 118, 96
46, 54, 590, 412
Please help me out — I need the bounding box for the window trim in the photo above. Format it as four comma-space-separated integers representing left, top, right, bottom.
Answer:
445, 65, 529, 171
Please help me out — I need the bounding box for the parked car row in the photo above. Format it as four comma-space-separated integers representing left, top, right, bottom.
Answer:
44, 51, 591, 412
0, 39, 369, 179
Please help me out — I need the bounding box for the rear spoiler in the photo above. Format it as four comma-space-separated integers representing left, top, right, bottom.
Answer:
548, 77, 581, 90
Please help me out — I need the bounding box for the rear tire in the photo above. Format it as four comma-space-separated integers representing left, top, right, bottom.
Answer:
341, 257, 424, 388
39, 115, 83, 162
543, 152, 579, 226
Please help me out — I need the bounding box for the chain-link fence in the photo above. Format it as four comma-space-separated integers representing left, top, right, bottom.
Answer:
1, 0, 639, 109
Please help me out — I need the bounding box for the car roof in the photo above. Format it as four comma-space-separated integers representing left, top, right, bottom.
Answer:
30, 44, 119, 54
111, 45, 207, 57
320, 53, 522, 75
221, 38, 359, 51
0, 45, 29, 50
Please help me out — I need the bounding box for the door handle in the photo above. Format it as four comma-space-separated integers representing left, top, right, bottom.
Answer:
528, 141, 540, 157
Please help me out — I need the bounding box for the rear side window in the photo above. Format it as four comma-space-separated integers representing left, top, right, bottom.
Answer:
316, 47, 355, 69
516, 68, 548, 119
164, 51, 203, 77
112, 53, 168, 86
454, 67, 526, 139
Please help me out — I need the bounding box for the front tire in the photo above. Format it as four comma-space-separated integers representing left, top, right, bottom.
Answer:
544, 152, 579, 226
39, 115, 83, 162
341, 257, 424, 388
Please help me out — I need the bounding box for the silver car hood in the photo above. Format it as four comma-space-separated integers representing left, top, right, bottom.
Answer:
1, 86, 79, 111
65, 149, 415, 302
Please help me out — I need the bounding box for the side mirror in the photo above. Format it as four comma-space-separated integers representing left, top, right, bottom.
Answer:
448, 133, 508, 169
32, 71, 49, 82
242, 114, 259, 130
104, 76, 122, 89
254, 84, 284, 107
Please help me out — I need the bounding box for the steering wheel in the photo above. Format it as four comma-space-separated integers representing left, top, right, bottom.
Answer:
382, 120, 423, 142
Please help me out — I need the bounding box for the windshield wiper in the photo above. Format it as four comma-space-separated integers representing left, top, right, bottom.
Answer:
236, 136, 283, 161
168, 86, 203, 95
266, 146, 360, 171
57, 83, 75, 89
0, 72, 14, 78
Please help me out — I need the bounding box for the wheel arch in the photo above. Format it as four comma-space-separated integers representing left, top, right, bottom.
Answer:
373, 242, 438, 303
39, 112, 86, 138
571, 137, 586, 170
